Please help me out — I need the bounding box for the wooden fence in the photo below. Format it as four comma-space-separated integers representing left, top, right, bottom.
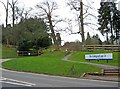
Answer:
17, 50, 42, 56
84, 45, 120, 52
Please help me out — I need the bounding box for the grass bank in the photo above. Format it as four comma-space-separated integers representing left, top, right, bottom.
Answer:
68, 51, 119, 66
2, 46, 17, 58
2, 51, 101, 77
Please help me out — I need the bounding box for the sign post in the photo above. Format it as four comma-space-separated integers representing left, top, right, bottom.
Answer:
85, 53, 113, 63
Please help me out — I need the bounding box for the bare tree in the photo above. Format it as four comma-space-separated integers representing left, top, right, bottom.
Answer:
15, 7, 24, 23
36, 1, 59, 49
16, 7, 32, 22
0, 0, 9, 27
67, 0, 97, 46
9, 0, 18, 27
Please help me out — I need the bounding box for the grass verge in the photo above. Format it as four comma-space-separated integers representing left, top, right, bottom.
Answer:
2, 46, 18, 59
2, 51, 101, 77
68, 51, 120, 66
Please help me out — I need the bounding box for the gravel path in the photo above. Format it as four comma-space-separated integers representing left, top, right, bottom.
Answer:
62, 53, 119, 69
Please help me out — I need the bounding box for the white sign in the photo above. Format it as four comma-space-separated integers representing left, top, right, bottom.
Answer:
85, 53, 113, 60
101, 0, 116, 2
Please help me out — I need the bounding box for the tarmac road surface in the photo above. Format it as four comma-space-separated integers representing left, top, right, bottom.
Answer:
1, 68, 119, 87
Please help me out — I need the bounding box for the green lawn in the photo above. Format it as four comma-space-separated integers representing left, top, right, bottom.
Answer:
68, 51, 120, 66
2, 51, 101, 77
2, 46, 18, 59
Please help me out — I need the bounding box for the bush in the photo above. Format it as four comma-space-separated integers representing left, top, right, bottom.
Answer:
17, 39, 31, 51
17, 37, 52, 51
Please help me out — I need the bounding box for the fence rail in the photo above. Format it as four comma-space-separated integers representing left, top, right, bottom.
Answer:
84, 45, 120, 51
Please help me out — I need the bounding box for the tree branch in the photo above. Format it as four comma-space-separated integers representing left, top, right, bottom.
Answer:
36, 4, 48, 14
84, 22, 99, 27
0, 1, 7, 10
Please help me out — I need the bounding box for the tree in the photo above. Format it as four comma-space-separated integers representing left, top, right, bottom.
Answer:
17, 17, 52, 50
16, 17, 50, 44
56, 33, 61, 46
67, 0, 85, 45
0, 0, 9, 27
9, 0, 18, 27
98, 1, 119, 44
17, 36, 52, 51
17, 39, 32, 51
113, 9, 120, 44
2, 17, 52, 50
85, 32, 91, 45
67, 0, 97, 46
2, 27, 14, 46
36, 1, 59, 49
91, 34, 102, 45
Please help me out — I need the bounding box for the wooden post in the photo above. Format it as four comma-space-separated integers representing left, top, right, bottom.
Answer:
97, 60, 99, 62
107, 60, 108, 63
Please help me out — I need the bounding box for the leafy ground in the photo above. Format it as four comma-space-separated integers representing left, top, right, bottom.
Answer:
2, 51, 101, 77
68, 51, 120, 66
2, 45, 18, 58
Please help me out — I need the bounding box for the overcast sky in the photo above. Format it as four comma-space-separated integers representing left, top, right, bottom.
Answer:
0, 0, 119, 45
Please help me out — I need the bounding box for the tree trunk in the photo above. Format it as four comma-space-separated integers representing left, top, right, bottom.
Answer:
12, 5, 15, 27
6, 0, 9, 27
110, 20, 114, 44
6, 38, 9, 46
80, 1, 85, 47
106, 32, 109, 44
47, 14, 59, 49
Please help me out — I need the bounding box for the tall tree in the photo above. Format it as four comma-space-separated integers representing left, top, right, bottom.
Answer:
98, 1, 119, 44
9, 0, 18, 27
36, 1, 59, 49
67, 0, 96, 46
0, 0, 9, 27
67, 0, 85, 45
113, 8, 120, 44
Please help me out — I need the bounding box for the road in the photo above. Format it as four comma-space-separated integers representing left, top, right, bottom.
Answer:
0, 58, 119, 88
1, 68, 119, 87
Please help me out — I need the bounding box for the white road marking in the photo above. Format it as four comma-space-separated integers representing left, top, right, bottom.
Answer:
0, 81, 32, 86
4, 77, 36, 86
0, 77, 36, 86
0, 77, 6, 81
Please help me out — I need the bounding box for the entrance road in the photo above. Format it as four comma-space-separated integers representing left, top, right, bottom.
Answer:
1, 68, 118, 87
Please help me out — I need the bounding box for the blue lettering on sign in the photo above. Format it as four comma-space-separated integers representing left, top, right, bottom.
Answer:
85, 53, 112, 60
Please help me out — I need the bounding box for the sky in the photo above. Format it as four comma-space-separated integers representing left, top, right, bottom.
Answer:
0, 0, 119, 45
